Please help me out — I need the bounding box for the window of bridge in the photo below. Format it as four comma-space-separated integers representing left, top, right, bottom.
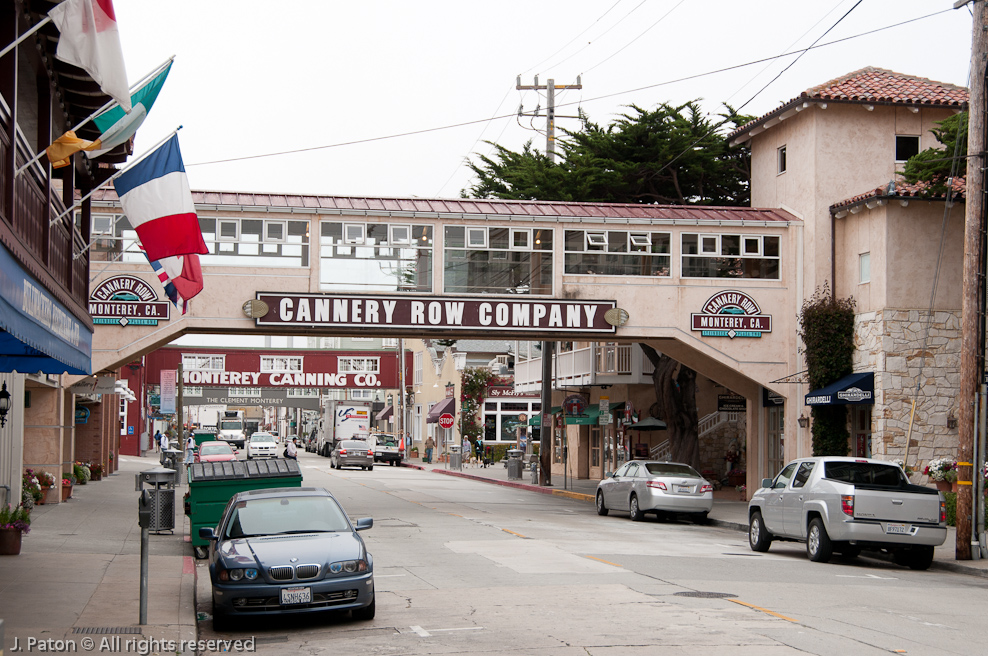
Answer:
681, 233, 780, 279
443, 226, 553, 295
563, 230, 670, 276
320, 221, 434, 292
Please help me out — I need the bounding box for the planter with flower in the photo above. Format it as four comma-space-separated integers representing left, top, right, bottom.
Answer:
0, 503, 31, 555
90, 462, 104, 481
736, 484, 747, 500
22, 469, 44, 506
73, 462, 91, 485
924, 458, 957, 492
61, 477, 74, 500
36, 470, 56, 504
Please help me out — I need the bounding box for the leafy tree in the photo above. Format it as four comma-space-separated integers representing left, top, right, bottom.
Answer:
465, 102, 752, 206
798, 284, 856, 456
901, 112, 968, 197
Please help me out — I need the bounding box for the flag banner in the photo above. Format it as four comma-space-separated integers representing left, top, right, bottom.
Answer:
48, 0, 130, 113
114, 134, 207, 262
146, 251, 203, 315
45, 60, 172, 167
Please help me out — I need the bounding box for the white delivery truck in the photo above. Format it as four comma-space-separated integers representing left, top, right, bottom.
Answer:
215, 409, 247, 449
317, 400, 372, 456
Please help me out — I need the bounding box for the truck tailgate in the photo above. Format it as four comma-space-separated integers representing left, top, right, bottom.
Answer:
854, 488, 941, 524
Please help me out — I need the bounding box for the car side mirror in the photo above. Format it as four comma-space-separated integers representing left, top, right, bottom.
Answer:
761, 478, 773, 489
199, 526, 217, 540
354, 517, 373, 531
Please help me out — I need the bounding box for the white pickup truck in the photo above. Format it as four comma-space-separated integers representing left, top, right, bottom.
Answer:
747, 456, 946, 569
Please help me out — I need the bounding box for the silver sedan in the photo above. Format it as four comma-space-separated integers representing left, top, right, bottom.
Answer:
596, 460, 714, 522
331, 440, 374, 471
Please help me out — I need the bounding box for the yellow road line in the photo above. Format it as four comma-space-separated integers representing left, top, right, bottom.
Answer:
727, 598, 798, 623
583, 555, 622, 567
501, 528, 527, 538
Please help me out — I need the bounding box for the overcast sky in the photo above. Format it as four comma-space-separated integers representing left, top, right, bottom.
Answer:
112, 1, 974, 202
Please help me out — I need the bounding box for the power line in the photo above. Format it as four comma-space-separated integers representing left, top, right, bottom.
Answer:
186, 9, 954, 170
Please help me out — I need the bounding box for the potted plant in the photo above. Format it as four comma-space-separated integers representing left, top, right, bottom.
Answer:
90, 462, 104, 481
736, 484, 747, 500
0, 503, 31, 555
73, 462, 91, 485
22, 469, 44, 505
923, 458, 958, 492
62, 477, 74, 500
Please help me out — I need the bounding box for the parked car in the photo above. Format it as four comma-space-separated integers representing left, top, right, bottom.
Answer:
195, 441, 238, 463
747, 457, 946, 569
284, 434, 298, 447
371, 433, 403, 466
199, 487, 375, 630
595, 460, 714, 522
331, 440, 374, 470
247, 432, 279, 459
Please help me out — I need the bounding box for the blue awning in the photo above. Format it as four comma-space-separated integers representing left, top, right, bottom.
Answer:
805, 372, 874, 406
0, 243, 92, 375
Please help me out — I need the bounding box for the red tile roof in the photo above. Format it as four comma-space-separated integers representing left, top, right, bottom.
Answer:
89, 189, 797, 224
830, 177, 966, 214
730, 68, 968, 143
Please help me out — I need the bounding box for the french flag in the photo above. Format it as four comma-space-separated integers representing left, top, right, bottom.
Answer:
114, 134, 208, 262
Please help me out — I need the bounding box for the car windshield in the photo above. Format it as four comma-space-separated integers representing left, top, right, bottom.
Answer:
200, 444, 232, 456
224, 496, 351, 538
824, 461, 906, 487
644, 463, 702, 478
379, 436, 398, 447
251, 435, 275, 443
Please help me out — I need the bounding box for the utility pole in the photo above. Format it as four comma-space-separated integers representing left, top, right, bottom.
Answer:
958, 0, 987, 560
516, 76, 583, 163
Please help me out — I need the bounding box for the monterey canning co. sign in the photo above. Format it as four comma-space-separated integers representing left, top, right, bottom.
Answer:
254, 293, 617, 334
690, 290, 771, 339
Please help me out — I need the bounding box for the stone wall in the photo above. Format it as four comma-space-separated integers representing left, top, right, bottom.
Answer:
854, 309, 960, 480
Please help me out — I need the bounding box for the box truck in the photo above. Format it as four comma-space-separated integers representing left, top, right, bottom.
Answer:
317, 400, 372, 456
216, 409, 247, 448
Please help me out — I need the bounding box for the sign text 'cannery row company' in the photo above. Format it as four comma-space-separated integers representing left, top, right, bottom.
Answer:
254, 294, 617, 333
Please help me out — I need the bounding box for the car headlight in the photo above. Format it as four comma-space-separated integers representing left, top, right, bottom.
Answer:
219, 567, 258, 582
329, 559, 367, 574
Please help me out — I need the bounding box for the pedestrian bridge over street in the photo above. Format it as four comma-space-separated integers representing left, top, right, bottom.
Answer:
87, 190, 802, 431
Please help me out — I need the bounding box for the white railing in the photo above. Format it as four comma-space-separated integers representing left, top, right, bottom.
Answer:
650, 439, 671, 461
698, 411, 743, 437
595, 344, 633, 374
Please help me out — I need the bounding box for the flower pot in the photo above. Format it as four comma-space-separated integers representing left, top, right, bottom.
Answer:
935, 480, 952, 492
0, 528, 23, 555
62, 482, 73, 500
37, 486, 50, 505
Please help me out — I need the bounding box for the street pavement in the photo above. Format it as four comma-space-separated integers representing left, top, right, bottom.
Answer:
1, 452, 985, 655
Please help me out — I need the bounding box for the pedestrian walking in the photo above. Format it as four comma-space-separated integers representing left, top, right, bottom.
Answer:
425, 436, 435, 464
184, 433, 195, 469
154, 430, 162, 452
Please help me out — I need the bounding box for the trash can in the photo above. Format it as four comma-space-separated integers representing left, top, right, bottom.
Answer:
136, 467, 177, 533
186, 459, 303, 558
507, 449, 523, 480
449, 445, 462, 470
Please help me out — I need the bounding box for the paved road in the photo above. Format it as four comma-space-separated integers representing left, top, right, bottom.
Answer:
194, 451, 985, 655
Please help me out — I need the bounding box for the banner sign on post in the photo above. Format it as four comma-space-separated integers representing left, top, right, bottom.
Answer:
160, 370, 176, 414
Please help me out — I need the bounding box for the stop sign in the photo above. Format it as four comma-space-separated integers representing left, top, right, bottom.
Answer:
438, 413, 455, 429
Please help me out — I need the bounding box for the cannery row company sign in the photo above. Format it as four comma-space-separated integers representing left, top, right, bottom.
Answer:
90, 275, 169, 326
252, 293, 617, 334
690, 290, 771, 339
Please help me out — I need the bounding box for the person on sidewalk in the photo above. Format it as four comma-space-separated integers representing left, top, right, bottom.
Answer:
424, 436, 435, 464
154, 430, 163, 452
184, 433, 195, 469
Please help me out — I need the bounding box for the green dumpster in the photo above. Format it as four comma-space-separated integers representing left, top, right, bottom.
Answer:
185, 459, 303, 557
193, 429, 217, 448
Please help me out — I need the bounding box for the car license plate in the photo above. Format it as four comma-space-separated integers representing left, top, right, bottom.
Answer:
885, 523, 911, 535
281, 587, 311, 605
675, 484, 691, 493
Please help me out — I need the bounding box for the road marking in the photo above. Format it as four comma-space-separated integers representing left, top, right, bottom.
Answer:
727, 599, 799, 623
501, 528, 527, 538
583, 555, 622, 568
374, 574, 407, 578
835, 573, 898, 580
409, 626, 483, 638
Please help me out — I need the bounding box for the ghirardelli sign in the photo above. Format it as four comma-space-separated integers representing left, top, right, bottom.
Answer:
254, 293, 617, 334
690, 290, 771, 339
90, 275, 170, 326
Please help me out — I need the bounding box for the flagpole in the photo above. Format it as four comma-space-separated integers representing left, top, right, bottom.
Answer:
0, 16, 51, 60
55, 125, 183, 233
17, 55, 176, 178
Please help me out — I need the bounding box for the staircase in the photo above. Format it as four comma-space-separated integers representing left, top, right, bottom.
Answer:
650, 440, 671, 461
698, 411, 743, 438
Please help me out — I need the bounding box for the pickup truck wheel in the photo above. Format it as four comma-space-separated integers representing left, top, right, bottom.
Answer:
629, 494, 644, 521
806, 518, 833, 563
749, 511, 772, 552
907, 546, 935, 570
595, 491, 609, 516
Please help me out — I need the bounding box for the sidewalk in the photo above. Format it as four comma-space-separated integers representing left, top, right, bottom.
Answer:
0, 453, 197, 655
407, 458, 988, 578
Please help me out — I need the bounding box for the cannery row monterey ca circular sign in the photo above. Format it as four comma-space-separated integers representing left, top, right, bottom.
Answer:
690, 290, 772, 339
90, 275, 170, 326
252, 293, 618, 334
